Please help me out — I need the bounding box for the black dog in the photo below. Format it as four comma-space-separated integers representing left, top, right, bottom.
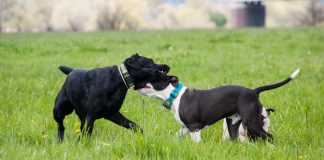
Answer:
138, 69, 300, 142
53, 54, 169, 142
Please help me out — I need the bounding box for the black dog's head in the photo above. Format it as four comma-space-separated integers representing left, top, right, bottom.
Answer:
124, 54, 170, 90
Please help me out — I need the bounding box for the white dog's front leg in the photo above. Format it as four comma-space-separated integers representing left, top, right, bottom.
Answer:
190, 130, 202, 143
176, 127, 189, 137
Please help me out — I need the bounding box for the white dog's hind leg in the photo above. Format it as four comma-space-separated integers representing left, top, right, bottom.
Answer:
175, 127, 189, 137
239, 135, 247, 142
190, 130, 202, 143
238, 124, 248, 142
222, 119, 230, 140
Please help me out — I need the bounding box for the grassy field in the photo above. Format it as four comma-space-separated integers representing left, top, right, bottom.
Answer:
0, 28, 323, 159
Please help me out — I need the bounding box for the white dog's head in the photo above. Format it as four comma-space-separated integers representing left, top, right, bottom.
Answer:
137, 76, 179, 101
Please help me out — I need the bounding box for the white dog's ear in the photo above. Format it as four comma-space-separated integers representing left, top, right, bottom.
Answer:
170, 76, 179, 86
171, 76, 178, 82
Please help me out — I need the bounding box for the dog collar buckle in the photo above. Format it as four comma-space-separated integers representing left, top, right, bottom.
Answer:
162, 82, 183, 109
118, 63, 135, 89
162, 100, 172, 109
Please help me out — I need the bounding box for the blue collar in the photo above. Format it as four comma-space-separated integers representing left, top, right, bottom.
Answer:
162, 82, 183, 109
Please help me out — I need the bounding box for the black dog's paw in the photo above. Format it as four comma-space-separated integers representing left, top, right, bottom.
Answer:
129, 123, 143, 134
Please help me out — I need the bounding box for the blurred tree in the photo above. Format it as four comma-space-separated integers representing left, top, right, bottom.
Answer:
96, 0, 145, 30
299, 0, 324, 26
4, 1, 38, 32
5, 2, 26, 32
68, 15, 84, 32
36, 0, 54, 32
97, 5, 125, 30
0, 0, 16, 32
209, 12, 227, 28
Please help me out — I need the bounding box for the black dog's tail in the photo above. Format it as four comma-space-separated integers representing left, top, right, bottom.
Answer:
254, 69, 300, 95
59, 66, 73, 75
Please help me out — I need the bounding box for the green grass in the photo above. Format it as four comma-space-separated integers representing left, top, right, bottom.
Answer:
0, 28, 323, 159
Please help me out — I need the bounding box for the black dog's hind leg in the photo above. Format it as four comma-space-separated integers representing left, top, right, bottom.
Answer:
53, 91, 74, 142
83, 116, 96, 138
80, 119, 85, 133
105, 112, 143, 133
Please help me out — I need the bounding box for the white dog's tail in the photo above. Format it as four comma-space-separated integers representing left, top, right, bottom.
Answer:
254, 69, 300, 95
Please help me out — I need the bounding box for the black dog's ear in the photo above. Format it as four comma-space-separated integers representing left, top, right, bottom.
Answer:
135, 53, 140, 57
266, 108, 275, 116
169, 76, 179, 86
125, 55, 140, 69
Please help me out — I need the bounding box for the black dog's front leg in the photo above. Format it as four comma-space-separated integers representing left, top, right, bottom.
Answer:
106, 112, 143, 133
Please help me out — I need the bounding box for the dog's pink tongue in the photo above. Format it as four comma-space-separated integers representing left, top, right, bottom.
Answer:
145, 85, 151, 89
138, 88, 145, 93
137, 85, 150, 93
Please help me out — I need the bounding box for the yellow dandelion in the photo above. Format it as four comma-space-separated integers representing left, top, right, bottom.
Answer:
31, 119, 36, 124
74, 122, 81, 133
74, 122, 81, 127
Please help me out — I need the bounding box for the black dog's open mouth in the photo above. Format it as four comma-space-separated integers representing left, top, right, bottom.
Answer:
134, 82, 150, 90
160, 65, 170, 74
137, 83, 152, 94
142, 84, 151, 89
